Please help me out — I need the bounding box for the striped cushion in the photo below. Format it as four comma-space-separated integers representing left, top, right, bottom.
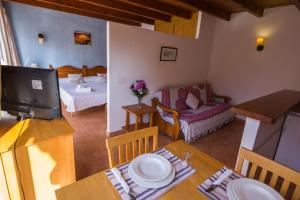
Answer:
160, 84, 215, 114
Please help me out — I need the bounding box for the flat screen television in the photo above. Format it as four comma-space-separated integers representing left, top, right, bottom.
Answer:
1, 65, 61, 120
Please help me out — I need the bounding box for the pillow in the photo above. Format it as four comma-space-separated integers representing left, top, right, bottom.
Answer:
205, 84, 214, 103
176, 86, 201, 111
68, 74, 83, 84
97, 73, 107, 81
186, 92, 199, 110
175, 99, 189, 111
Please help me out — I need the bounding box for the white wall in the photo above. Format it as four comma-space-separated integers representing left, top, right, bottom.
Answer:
208, 6, 300, 105
107, 13, 216, 132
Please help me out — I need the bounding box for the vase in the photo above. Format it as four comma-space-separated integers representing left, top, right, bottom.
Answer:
137, 97, 142, 109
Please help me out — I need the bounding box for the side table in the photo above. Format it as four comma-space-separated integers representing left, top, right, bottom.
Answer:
122, 103, 157, 131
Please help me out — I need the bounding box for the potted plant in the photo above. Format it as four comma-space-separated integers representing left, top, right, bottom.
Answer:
130, 80, 149, 108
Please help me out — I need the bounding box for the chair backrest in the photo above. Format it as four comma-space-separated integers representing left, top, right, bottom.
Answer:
106, 127, 158, 168
235, 147, 300, 200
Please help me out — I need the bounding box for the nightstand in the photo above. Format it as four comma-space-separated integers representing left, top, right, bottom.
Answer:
122, 103, 157, 131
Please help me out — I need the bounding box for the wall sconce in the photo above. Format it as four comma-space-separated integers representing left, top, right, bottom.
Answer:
38, 33, 45, 44
256, 37, 265, 51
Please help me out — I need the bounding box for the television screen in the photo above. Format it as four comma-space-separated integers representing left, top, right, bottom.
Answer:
1, 65, 61, 120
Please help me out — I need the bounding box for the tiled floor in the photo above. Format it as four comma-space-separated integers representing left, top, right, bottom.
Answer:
63, 106, 244, 180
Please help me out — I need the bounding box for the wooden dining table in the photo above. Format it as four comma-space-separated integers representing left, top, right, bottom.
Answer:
56, 140, 225, 200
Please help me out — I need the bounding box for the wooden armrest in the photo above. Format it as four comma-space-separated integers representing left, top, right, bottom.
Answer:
151, 98, 180, 140
151, 98, 179, 117
213, 94, 231, 103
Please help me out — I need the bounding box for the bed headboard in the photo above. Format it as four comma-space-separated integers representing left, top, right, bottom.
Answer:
49, 65, 107, 78
82, 65, 107, 76
49, 65, 82, 78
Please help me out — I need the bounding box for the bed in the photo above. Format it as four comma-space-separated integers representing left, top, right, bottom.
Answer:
49, 65, 107, 114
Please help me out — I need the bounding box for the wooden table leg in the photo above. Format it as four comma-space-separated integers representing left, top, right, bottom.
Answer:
126, 111, 130, 131
135, 114, 139, 130
139, 114, 143, 124
149, 113, 154, 127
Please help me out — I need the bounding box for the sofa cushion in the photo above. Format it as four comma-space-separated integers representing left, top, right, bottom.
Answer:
176, 86, 201, 111
186, 92, 199, 109
205, 84, 214, 103
161, 89, 170, 109
161, 87, 198, 111
198, 84, 214, 104
161, 88, 180, 110
160, 84, 215, 114
175, 99, 189, 111
174, 103, 231, 124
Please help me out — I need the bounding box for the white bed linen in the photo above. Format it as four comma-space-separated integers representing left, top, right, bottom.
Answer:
59, 76, 107, 113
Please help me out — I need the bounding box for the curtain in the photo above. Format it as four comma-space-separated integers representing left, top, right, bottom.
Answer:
0, 1, 20, 118
0, 1, 20, 65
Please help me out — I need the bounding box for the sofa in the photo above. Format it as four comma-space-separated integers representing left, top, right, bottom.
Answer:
152, 84, 234, 142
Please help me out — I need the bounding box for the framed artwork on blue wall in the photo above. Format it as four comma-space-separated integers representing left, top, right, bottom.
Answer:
74, 31, 91, 45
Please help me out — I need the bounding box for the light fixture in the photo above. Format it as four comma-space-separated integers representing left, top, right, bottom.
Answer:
256, 37, 265, 51
38, 33, 45, 44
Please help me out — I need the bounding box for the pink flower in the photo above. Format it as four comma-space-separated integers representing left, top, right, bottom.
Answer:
130, 80, 149, 98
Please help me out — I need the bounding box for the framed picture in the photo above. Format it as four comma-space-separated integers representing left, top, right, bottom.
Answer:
160, 46, 178, 61
74, 31, 91, 45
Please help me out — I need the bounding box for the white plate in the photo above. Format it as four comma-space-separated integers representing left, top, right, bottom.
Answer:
130, 153, 172, 182
128, 164, 175, 188
227, 178, 284, 200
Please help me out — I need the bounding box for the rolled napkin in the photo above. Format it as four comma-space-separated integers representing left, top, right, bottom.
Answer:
198, 167, 242, 200
111, 167, 130, 194
212, 169, 233, 185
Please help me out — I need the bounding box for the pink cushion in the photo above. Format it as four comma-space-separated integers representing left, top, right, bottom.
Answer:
176, 87, 201, 111
160, 84, 214, 113
175, 99, 189, 111
205, 84, 214, 103
161, 89, 170, 116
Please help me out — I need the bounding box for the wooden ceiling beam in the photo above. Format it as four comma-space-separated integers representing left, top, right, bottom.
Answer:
6, 0, 141, 26
40, 0, 154, 24
231, 0, 264, 17
121, 0, 192, 19
80, 0, 171, 22
292, 0, 300, 10
178, 0, 231, 21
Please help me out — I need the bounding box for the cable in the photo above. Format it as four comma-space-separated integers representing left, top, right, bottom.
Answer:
13, 116, 26, 200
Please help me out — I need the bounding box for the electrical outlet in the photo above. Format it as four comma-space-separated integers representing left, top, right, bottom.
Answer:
117, 78, 126, 84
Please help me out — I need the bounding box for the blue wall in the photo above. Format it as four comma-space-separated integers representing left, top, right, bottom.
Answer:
4, 2, 107, 68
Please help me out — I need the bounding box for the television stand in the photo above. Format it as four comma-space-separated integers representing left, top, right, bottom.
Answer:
0, 117, 75, 199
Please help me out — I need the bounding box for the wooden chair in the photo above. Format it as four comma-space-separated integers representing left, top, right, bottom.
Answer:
106, 127, 158, 168
235, 147, 300, 200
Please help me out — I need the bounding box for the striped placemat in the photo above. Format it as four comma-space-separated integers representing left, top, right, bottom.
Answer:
105, 148, 195, 200
197, 167, 242, 200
